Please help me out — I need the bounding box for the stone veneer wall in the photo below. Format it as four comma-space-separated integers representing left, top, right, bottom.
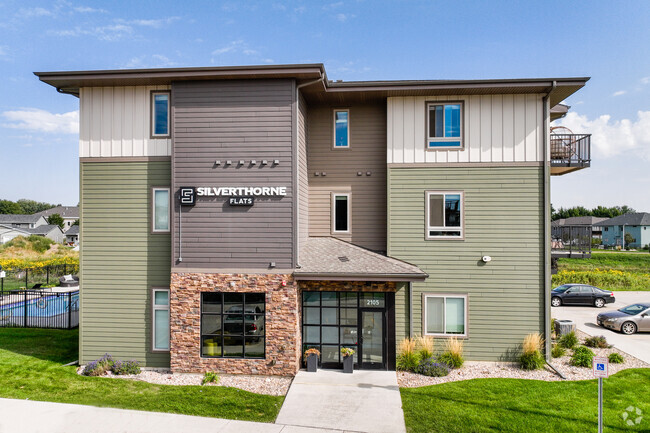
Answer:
170, 272, 300, 376
298, 281, 396, 293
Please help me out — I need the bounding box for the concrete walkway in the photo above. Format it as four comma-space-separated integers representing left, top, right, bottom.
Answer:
0, 398, 332, 433
276, 370, 406, 433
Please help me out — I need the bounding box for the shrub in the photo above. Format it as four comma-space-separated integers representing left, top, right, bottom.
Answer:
584, 335, 609, 349
397, 337, 419, 372
202, 371, 219, 385
438, 338, 464, 369
551, 344, 566, 358
608, 352, 625, 364
82, 353, 114, 376
550, 318, 557, 340
558, 331, 578, 349
304, 348, 320, 358
571, 346, 595, 368
340, 347, 355, 358
520, 351, 545, 370
415, 357, 450, 377
415, 336, 434, 361
111, 360, 141, 375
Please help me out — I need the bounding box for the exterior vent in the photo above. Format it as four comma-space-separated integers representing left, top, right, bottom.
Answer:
338, 256, 350, 262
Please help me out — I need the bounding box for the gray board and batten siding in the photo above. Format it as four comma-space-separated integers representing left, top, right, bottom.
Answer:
307, 103, 387, 253
388, 166, 544, 361
80, 160, 171, 367
171, 79, 296, 270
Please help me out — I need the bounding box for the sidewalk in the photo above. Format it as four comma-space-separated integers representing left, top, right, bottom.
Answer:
0, 399, 335, 433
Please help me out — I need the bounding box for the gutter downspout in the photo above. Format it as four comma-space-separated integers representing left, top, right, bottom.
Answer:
409, 282, 413, 338
294, 77, 324, 268
543, 81, 556, 361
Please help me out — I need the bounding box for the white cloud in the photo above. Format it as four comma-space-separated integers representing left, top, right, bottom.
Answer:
211, 40, 261, 57
323, 2, 344, 9
73, 6, 107, 13
2, 109, 79, 134
612, 90, 626, 96
117, 17, 180, 28
336, 13, 355, 22
17, 7, 54, 18
558, 111, 650, 159
124, 54, 179, 68
641, 77, 650, 85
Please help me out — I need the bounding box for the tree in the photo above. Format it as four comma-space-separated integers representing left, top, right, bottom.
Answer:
16, 199, 56, 214
0, 200, 23, 214
624, 233, 636, 247
47, 214, 64, 229
72, 219, 79, 226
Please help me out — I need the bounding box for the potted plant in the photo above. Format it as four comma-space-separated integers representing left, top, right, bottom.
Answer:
304, 348, 320, 372
341, 347, 355, 373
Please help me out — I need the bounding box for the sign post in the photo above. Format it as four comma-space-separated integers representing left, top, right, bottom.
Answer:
593, 356, 609, 433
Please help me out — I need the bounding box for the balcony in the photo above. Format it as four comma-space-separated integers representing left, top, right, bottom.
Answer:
551, 225, 592, 260
550, 127, 591, 175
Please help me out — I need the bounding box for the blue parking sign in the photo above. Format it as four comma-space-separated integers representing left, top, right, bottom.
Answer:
593, 357, 609, 378
597, 364, 604, 371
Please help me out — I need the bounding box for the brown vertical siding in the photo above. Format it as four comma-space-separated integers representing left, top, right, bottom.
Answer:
172, 79, 295, 269
307, 103, 387, 252
298, 92, 309, 247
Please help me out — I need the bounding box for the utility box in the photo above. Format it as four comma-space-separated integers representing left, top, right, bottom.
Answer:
555, 319, 576, 337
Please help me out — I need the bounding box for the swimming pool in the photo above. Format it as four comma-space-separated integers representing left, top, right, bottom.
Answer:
1, 292, 79, 318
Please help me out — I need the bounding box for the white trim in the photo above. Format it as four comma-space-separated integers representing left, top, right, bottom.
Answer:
152, 187, 171, 233
425, 190, 464, 240
151, 91, 171, 138
331, 192, 351, 234
423, 294, 468, 337
332, 109, 350, 149
426, 101, 464, 149
152, 288, 170, 352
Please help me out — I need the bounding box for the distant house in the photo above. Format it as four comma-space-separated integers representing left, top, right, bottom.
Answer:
0, 223, 64, 244
33, 206, 79, 232
65, 225, 79, 246
552, 216, 608, 240
0, 214, 48, 230
601, 213, 650, 248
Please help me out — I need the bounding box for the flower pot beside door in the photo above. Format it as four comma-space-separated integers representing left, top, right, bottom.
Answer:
341, 347, 355, 374
304, 348, 320, 372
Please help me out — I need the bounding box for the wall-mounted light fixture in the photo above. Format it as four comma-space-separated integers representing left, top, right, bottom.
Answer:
481, 256, 492, 263
215, 160, 221, 166
225, 160, 232, 166
251, 160, 257, 165
261, 160, 268, 166
273, 159, 280, 165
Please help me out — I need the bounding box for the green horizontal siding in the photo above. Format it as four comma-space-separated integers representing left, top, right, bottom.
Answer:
80, 161, 171, 367
388, 166, 544, 361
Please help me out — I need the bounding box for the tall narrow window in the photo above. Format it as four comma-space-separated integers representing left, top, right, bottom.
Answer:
427, 102, 462, 148
424, 294, 467, 337
152, 188, 170, 232
151, 91, 170, 137
333, 110, 349, 148
332, 193, 350, 233
426, 191, 463, 239
152, 288, 170, 351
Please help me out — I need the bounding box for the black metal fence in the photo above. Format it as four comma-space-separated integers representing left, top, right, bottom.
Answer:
0, 264, 79, 291
0, 290, 79, 329
551, 225, 592, 258
550, 133, 591, 168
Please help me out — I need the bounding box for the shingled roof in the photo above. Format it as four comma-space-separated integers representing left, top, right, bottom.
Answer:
295, 237, 427, 282
34, 206, 79, 219
0, 214, 44, 224
600, 213, 650, 226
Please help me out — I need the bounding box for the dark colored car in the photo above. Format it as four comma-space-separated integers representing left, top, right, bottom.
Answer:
551, 284, 615, 308
597, 303, 650, 335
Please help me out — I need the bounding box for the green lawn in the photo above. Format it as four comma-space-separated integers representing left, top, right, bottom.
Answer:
401, 369, 650, 433
0, 328, 284, 422
559, 251, 650, 273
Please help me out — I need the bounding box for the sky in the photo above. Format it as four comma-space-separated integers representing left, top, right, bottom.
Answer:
0, 1, 649, 211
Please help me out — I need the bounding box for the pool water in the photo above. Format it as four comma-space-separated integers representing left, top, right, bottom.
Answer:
1, 292, 79, 318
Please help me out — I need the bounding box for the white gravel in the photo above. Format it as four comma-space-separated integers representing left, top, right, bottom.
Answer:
398, 330, 649, 388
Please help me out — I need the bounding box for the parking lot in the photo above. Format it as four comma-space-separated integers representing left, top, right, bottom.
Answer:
552, 291, 650, 364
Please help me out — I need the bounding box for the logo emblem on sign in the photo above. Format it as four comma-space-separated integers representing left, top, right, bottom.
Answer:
179, 187, 196, 206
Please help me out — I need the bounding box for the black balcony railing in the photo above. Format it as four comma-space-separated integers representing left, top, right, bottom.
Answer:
550, 134, 591, 170
551, 225, 592, 259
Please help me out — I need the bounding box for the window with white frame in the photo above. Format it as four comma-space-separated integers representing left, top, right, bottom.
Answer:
427, 102, 462, 148
333, 110, 349, 148
332, 193, 350, 233
152, 188, 170, 232
152, 288, 170, 351
426, 191, 463, 238
151, 91, 170, 137
424, 294, 467, 336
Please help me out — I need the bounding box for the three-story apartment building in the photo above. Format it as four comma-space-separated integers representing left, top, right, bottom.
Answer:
37, 64, 590, 374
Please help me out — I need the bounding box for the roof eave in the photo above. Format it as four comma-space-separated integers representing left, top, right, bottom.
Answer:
293, 272, 428, 282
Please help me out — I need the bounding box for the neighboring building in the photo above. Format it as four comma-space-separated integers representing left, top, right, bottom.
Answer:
0, 224, 31, 244
37, 64, 591, 373
0, 223, 64, 244
65, 225, 80, 246
0, 214, 47, 230
601, 213, 650, 248
34, 206, 79, 232
552, 216, 608, 240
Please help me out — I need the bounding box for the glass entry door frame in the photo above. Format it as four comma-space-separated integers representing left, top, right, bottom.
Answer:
358, 308, 386, 369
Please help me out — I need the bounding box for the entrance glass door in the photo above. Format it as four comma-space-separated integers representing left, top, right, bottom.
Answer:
360, 310, 385, 369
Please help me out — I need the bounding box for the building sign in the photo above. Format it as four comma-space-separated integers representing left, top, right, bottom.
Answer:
229, 197, 254, 206
197, 187, 286, 197
593, 357, 609, 378
179, 187, 196, 206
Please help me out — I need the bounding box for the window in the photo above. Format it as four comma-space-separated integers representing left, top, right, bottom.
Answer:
152, 288, 170, 351
152, 188, 170, 232
151, 91, 170, 137
333, 110, 349, 148
426, 191, 463, 239
424, 295, 467, 337
427, 102, 462, 148
332, 193, 350, 233
201, 292, 265, 359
